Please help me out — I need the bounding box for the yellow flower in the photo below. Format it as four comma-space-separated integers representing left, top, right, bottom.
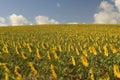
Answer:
93, 48, 97, 55
104, 72, 110, 80
80, 46, 83, 51
18, 42, 22, 48
14, 66, 22, 80
89, 46, 97, 55
83, 50, 88, 57
3, 65, 10, 73
103, 44, 109, 57
58, 45, 62, 52
27, 44, 32, 53
16, 47, 19, 54
13, 42, 16, 47
89, 68, 94, 80
78, 42, 80, 46
98, 77, 103, 80
14, 66, 20, 75
75, 48, 80, 55
71, 56, 76, 66
83, 43, 87, 48
29, 62, 38, 74
50, 64, 57, 78
94, 42, 98, 47
110, 44, 118, 53
47, 51, 51, 60
80, 55, 89, 67
42, 41, 46, 49
89, 46, 93, 53
0, 62, 3, 66
113, 64, 120, 78
71, 45, 74, 51
5, 73, 9, 80
21, 51, 27, 60
68, 44, 71, 52
23, 41, 27, 46
3, 45, 9, 53
36, 48, 41, 59
104, 50, 108, 57
52, 50, 58, 59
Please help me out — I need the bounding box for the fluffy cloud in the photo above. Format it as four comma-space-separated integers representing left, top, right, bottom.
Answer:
0, 17, 5, 23
67, 22, 78, 24
35, 16, 59, 24
0, 17, 7, 26
9, 14, 30, 26
0, 14, 59, 26
0, 23, 7, 26
115, 0, 120, 12
94, 0, 120, 24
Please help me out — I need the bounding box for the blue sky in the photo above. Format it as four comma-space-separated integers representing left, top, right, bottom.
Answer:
0, 0, 120, 26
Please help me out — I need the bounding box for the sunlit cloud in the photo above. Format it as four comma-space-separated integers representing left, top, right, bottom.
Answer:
67, 22, 78, 24
35, 15, 59, 24
0, 17, 7, 26
9, 14, 30, 26
94, 0, 120, 24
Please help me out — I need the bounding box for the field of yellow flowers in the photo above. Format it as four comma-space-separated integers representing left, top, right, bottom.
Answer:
0, 24, 120, 80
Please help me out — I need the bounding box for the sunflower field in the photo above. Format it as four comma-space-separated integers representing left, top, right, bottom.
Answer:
0, 24, 120, 80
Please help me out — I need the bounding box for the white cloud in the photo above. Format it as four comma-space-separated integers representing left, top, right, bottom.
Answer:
0, 14, 60, 26
9, 14, 30, 26
0, 17, 7, 26
99, 1, 114, 11
67, 22, 78, 24
115, 0, 120, 12
94, 0, 120, 24
0, 17, 5, 23
35, 15, 59, 24
0, 23, 7, 26
57, 3, 61, 8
